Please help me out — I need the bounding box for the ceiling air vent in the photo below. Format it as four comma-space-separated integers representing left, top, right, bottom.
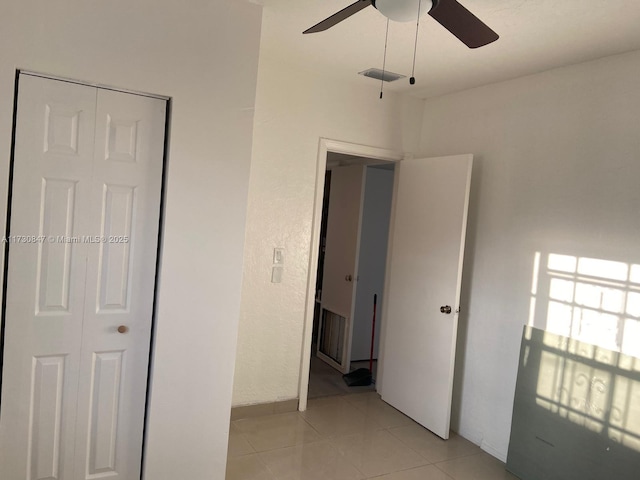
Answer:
358, 68, 406, 83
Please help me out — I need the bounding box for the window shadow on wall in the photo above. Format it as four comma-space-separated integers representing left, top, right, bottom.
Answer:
507, 323, 640, 478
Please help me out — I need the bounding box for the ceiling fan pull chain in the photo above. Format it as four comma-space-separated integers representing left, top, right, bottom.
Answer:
410, 0, 422, 85
380, 18, 390, 99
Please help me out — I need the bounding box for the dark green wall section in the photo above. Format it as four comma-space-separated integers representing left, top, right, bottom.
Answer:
507, 326, 640, 480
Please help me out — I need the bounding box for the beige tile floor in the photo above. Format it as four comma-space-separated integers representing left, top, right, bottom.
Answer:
307, 356, 377, 399
227, 392, 520, 480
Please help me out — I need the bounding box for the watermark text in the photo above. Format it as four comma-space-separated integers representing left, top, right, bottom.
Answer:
2, 235, 130, 244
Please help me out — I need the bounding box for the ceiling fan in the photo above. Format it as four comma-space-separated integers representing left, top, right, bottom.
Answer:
303, 0, 499, 49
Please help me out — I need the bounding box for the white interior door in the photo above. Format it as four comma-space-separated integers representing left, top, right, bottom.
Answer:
0, 74, 165, 480
318, 165, 364, 372
379, 154, 472, 440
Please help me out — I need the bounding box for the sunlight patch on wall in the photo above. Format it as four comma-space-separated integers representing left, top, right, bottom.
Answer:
530, 252, 640, 359
528, 252, 541, 327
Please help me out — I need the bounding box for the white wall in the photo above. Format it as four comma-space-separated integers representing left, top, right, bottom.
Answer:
418, 49, 640, 461
0, 1, 261, 478
351, 166, 394, 361
232, 54, 423, 405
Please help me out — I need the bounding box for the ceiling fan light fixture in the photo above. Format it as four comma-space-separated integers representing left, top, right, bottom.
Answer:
374, 0, 433, 23
304, 0, 499, 49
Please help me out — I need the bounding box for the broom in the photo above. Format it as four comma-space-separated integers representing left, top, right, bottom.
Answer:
342, 294, 377, 387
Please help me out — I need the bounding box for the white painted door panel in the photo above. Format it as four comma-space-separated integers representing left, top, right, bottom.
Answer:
380, 154, 472, 440
0, 76, 96, 480
73, 88, 165, 479
0, 74, 165, 480
318, 165, 364, 372
321, 165, 364, 318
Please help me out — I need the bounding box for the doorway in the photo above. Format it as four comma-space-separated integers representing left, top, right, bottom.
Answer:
310, 155, 395, 398
300, 139, 404, 408
299, 140, 474, 442
0, 72, 167, 480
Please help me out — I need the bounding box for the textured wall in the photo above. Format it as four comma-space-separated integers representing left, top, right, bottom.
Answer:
0, 1, 262, 478
418, 50, 640, 461
232, 55, 423, 406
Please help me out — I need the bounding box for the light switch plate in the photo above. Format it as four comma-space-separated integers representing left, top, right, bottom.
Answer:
271, 266, 283, 283
273, 247, 285, 265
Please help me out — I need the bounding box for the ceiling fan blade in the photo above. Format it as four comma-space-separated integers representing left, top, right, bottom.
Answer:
428, 0, 499, 48
304, 0, 372, 34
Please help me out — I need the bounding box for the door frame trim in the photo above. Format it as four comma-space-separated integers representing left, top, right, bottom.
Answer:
140, 96, 171, 479
19, 70, 171, 101
298, 138, 405, 411
0, 71, 22, 404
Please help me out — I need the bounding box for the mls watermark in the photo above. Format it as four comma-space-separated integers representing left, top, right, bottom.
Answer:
2, 235, 130, 244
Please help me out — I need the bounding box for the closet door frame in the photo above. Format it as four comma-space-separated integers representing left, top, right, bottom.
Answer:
0, 70, 171, 479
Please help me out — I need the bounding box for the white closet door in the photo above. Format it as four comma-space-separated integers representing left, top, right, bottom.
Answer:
0, 76, 97, 480
72, 88, 166, 479
0, 74, 165, 480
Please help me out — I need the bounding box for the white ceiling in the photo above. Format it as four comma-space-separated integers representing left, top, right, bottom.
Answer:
258, 0, 640, 98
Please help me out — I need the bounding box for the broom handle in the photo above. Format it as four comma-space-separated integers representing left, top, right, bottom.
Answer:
369, 294, 377, 373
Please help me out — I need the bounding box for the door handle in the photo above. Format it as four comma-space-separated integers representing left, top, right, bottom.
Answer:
345, 274, 353, 282
117, 325, 129, 334
440, 305, 452, 314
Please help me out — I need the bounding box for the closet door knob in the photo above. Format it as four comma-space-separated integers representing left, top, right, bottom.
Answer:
117, 325, 129, 334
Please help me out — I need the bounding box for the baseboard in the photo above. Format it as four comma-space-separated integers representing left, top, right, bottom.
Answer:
453, 426, 508, 463
481, 442, 508, 463
230, 399, 299, 420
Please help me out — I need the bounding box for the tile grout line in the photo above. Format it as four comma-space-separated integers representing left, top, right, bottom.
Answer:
228, 392, 509, 480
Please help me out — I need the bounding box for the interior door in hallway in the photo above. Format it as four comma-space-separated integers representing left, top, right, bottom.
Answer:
379, 154, 472, 440
318, 164, 364, 372
0, 73, 166, 480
